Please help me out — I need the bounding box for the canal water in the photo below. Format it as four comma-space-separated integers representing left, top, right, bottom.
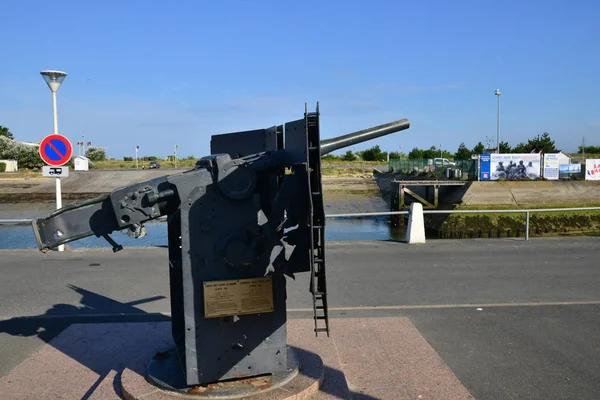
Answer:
0, 218, 406, 250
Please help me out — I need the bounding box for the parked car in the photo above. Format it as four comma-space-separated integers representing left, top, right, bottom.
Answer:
148, 161, 160, 169
433, 157, 456, 167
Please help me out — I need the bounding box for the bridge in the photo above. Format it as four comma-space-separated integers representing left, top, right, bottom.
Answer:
392, 179, 469, 209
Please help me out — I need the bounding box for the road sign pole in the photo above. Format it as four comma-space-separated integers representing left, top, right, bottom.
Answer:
51, 91, 64, 251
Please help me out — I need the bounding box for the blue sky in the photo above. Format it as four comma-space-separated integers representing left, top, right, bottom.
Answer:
1, 0, 598, 159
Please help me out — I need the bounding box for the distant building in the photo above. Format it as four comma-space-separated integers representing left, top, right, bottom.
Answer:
549, 150, 571, 165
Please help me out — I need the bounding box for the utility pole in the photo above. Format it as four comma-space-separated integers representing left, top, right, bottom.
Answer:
495, 89, 502, 153
582, 137, 585, 161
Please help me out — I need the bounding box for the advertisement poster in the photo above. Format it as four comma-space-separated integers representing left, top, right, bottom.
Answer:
489, 153, 541, 180
585, 159, 600, 180
543, 154, 560, 180
479, 154, 491, 181
559, 164, 581, 173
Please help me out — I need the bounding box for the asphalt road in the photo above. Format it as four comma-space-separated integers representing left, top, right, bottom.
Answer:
1, 237, 599, 399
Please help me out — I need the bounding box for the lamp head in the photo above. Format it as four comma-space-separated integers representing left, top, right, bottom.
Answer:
40, 70, 67, 92
494, 89, 502, 96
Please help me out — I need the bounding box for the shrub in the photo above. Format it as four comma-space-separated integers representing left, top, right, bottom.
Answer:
341, 150, 357, 161
0, 136, 43, 169
361, 145, 387, 162
85, 146, 107, 161
0, 162, 5, 172
123, 157, 133, 161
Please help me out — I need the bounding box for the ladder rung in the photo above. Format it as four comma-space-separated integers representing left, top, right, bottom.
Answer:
312, 191, 321, 195
313, 291, 325, 296
313, 225, 322, 229
316, 306, 325, 309
314, 328, 328, 332
314, 258, 323, 263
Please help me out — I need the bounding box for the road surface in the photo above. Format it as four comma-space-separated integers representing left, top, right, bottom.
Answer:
0, 237, 599, 399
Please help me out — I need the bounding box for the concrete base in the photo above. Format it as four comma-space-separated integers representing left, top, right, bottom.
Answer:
0, 318, 474, 400
405, 202, 426, 244
123, 347, 323, 399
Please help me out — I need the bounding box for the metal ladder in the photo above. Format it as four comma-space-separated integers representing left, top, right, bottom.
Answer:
306, 104, 330, 337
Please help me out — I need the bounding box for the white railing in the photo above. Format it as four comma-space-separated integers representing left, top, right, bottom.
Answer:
325, 207, 600, 241
0, 219, 32, 225
3, 206, 600, 241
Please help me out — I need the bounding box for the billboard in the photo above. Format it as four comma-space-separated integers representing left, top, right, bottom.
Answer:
487, 153, 541, 180
543, 154, 560, 180
585, 159, 600, 180
479, 154, 491, 181
559, 164, 581, 174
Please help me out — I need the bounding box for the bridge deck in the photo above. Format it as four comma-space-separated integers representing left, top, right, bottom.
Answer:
392, 180, 468, 186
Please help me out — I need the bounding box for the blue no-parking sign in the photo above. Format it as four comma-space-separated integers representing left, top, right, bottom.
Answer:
39, 134, 73, 166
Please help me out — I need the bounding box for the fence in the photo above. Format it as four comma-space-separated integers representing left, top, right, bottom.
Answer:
5, 206, 600, 242
326, 206, 600, 241
388, 158, 477, 180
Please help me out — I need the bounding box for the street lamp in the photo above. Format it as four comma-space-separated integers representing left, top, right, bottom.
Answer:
40, 70, 67, 252
40, 70, 67, 134
495, 89, 501, 153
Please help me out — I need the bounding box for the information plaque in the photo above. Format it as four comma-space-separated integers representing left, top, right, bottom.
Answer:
203, 277, 274, 318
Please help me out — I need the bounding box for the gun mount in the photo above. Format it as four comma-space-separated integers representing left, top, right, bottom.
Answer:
32, 104, 410, 390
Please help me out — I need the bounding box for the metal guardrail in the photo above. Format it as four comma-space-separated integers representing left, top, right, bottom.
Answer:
325, 207, 600, 241
0, 219, 32, 225
3, 206, 600, 241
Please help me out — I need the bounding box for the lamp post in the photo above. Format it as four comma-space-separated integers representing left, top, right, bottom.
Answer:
495, 89, 501, 153
40, 70, 67, 251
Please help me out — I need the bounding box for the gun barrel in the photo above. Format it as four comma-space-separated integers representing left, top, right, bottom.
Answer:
320, 118, 410, 156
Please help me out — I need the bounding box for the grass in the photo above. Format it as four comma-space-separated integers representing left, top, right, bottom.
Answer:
0, 170, 43, 179
321, 167, 375, 177
321, 159, 387, 166
90, 159, 198, 169
435, 209, 600, 239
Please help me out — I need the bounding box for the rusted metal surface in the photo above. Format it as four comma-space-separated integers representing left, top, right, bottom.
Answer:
147, 347, 300, 398
186, 375, 273, 396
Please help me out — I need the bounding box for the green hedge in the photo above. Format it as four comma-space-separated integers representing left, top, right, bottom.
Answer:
0, 162, 5, 172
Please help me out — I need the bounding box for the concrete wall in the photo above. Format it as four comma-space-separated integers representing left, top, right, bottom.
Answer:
461, 181, 600, 206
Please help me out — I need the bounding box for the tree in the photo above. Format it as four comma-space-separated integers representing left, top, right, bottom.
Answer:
361, 145, 387, 162
0, 136, 43, 168
341, 150, 357, 161
408, 147, 424, 159
499, 141, 512, 153
454, 142, 472, 160
512, 142, 528, 153
526, 132, 556, 153
0, 126, 13, 140
578, 145, 600, 154
85, 146, 107, 161
472, 142, 485, 155
388, 151, 402, 159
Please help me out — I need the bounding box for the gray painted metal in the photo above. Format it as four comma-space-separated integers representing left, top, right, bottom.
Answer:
27, 105, 410, 389
320, 118, 410, 155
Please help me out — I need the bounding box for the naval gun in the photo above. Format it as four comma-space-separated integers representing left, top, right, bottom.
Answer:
32, 104, 410, 390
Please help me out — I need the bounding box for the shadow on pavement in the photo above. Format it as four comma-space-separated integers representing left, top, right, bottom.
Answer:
0, 285, 381, 399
